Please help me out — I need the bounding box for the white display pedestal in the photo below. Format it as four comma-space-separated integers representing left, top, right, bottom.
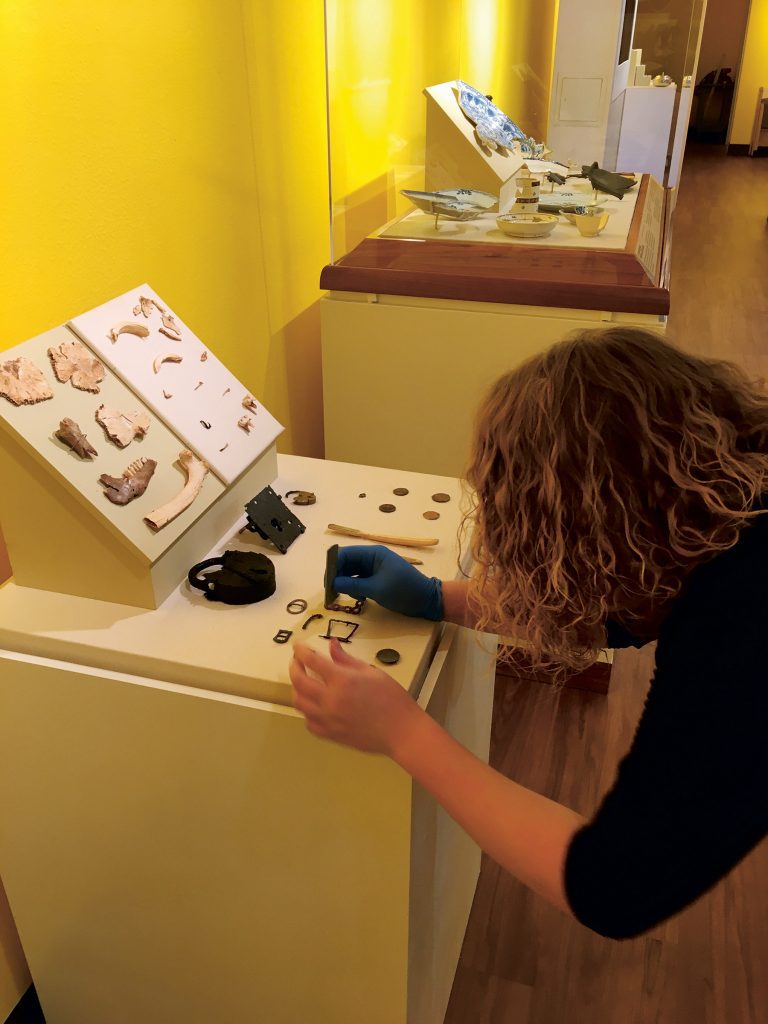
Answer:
614, 85, 676, 183
0, 454, 496, 1024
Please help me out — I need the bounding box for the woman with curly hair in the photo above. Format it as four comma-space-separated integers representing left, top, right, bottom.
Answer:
289, 326, 768, 940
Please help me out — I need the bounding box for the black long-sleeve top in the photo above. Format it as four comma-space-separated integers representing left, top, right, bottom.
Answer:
563, 500, 768, 940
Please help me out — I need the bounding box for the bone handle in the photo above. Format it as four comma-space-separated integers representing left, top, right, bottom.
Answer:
326, 523, 439, 548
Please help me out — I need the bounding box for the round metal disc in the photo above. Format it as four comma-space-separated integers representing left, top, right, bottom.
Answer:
431, 492, 451, 503
379, 503, 396, 513
393, 487, 409, 496
423, 510, 440, 520
376, 648, 401, 665
358, 492, 366, 498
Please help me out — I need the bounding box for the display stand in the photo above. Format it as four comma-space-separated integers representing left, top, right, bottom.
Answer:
0, 286, 281, 609
0, 453, 496, 1024
614, 85, 676, 184
320, 175, 670, 478
424, 82, 524, 210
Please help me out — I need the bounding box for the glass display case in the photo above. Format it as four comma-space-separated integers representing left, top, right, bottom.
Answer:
319, 0, 705, 477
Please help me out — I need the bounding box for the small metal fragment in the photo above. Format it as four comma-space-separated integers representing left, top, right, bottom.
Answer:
163, 390, 173, 399
327, 597, 366, 615
423, 510, 440, 520
320, 619, 359, 643
432, 492, 451, 503
285, 489, 316, 506
301, 613, 324, 630
379, 503, 396, 513
273, 629, 293, 644
376, 648, 401, 666
222, 387, 231, 397
219, 443, 229, 452
194, 381, 203, 391
287, 598, 308, 615
358, 493, 366, 498
200, 420, 211, 429
393, 487, 409, 496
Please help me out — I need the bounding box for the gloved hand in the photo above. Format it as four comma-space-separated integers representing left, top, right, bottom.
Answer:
333, 545, 444, 621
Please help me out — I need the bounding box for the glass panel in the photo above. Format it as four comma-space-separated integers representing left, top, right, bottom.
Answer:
324, 0, 704, 258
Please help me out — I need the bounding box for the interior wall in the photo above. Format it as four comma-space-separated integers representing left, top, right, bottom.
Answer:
0, 878, 30, 1021
696, 0, 751, 83
731, 0, 768, 145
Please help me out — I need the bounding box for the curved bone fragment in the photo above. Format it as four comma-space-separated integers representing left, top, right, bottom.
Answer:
153, 353, 183, 374
108, 321, 150, 343
96, 404, 151, 448
238, 415, 254, 433
48, 339, 105, 393
159, 327, 182, 342
100, 457, 157, 505
161, 311, 181, 334
242, 394, 258, 411
144, 450, 208, 530
0, 357, 53, 406
138, 295, 154, 318
56, 417, 98, 459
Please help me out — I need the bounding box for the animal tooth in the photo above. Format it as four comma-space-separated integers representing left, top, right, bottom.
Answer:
153, 353, 183, 374
108, 321, 150, 343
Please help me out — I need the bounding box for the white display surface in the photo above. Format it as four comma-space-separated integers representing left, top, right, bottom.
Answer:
69, 284, 283, 485
0, 326, 225, 562
0, 455, 467, 705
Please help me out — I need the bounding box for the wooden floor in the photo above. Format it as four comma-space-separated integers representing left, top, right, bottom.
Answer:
444, 145, 768, 1024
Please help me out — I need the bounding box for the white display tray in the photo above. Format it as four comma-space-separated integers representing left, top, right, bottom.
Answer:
0, 455, 469, 706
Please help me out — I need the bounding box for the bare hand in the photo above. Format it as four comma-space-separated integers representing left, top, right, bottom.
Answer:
289, 638, 422, 755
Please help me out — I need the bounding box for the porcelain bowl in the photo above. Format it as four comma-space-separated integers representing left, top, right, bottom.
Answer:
495, 213, 559, 238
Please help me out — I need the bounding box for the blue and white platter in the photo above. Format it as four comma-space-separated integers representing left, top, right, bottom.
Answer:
401, 188, 498, 220
456, 81, 546, 157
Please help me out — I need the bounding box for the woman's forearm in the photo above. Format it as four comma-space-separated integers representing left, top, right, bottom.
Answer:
440, 579, 473, 626
392, 706, 586, 913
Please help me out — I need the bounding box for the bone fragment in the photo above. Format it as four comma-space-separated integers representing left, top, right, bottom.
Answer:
144, 450, 208, 530
163, 390, 173, 399
48, 339, 105, 393
159, 327, 182, 342
161, 312, 181, 334
108, 321, 151, 343
242, 394, 258, 411
133, 303, 142, 316
151, 299, 165, 313
194, 381, 203, 391
326, 523, 439, 548
153, 353, 183, 374
238, 415, 254, 433
55, 417, 98, 459
96, 404, 151, 448
0, 357, 53, 405
200, 351, 208, 362
100, 457, 157, 505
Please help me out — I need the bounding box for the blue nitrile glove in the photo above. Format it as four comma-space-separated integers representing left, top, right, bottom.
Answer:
334, 545, 444, 621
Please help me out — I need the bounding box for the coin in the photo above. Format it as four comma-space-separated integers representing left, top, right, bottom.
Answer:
379, 503, 396, 513
393, 487, 409, 496
423, 510, 440, 520
376, 648, 401, 665
432, 492, 451, 503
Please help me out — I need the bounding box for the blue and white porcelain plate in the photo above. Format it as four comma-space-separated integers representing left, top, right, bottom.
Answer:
456, 81, 545, 157
401, 188, 498, 219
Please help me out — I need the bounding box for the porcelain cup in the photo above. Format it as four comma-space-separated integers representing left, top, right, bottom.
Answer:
563, 210, 611, 237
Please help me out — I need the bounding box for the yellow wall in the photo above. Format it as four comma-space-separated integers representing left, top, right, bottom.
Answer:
731, 0, 768, 144
0, 878, 29, 1021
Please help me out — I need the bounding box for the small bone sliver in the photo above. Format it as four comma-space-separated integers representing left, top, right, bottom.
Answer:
159, 327, 182, 342
132, 295, 154, 318
153, 353, 183, 374
0, 357, 53, 405
56, 417, 98, 459
100, 457, 157, 505
96, 404, 151, 448
144, 449, 208, 530
108, 321, 150, 343
48, 339, 105, 393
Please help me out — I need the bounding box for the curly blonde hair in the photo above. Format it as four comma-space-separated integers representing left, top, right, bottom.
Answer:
464, 327, 768, 686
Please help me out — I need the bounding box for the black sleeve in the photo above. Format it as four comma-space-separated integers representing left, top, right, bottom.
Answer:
604, 617, 648, 649
564, 613, 768, 940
